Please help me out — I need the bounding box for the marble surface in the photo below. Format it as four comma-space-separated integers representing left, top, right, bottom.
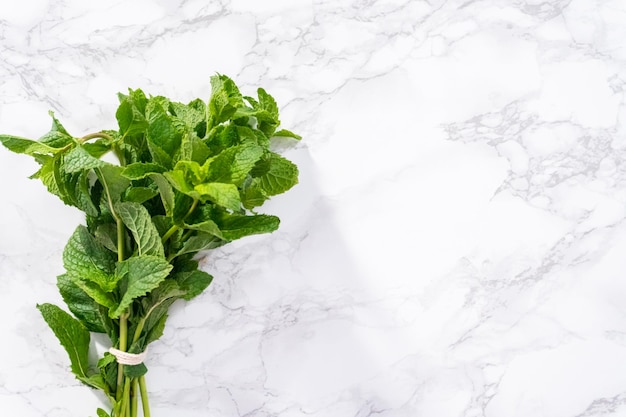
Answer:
1, 0, 626, 416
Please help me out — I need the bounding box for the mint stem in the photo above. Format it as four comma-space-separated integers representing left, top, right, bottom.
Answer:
116, 313, 128, 401
161, 198, 198, 244
139, 376, 151, 417
131, 378, 138, 417
80, 132, 115, 142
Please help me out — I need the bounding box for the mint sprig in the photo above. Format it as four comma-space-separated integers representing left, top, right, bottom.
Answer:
1, 74, 300, 417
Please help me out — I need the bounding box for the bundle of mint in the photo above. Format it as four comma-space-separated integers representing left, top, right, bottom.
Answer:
1, 75, 300, 417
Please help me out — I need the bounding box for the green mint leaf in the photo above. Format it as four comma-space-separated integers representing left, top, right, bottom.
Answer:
178, 131, 211, 164
147, 141, 173, 169
144, 313, 168, 346
121, 163, 165, 180
30, 154, 61, 196
208, 74, 244, 127
273, 129, 302, 140
63, 225, 117, 291
37, 303, 90, 378
97, 408, 111, 417
97, 352, 116, 369
216, 213, 280, 240
169, 101, 204, 132
243, 95, 259, 108
57, 274, 106, 333
254, 88, 280, 137
124, 187, 158, 204
240, 186, 267, 210
173, 270, 213, 301
97, 165, 131, 205
175, 232, 224, 258
0, 135, 65, 156
94, 223, 118, 253
78, 373, 109, 391
39, 111, 74, 148
164, 170, 200, 200
141, 280, 184, 343
205, 143, 264, 186
257, 88, 279, 121
194, 182, 241, 211
174, 160, 205, 184
110, 255, 173, 318
116, 95, 148, 137
149, 173, 175, 216
74, 172, 99, 217
64, 145, 108, 173
116, 202, 164, 257
70, 276, 118, 309
83, 139, 114, 157
206, 124, 238, 153
184, 219, 224, 240
123, 359, 148, 378
242, 153, 298, 209
146, 99, 182, 155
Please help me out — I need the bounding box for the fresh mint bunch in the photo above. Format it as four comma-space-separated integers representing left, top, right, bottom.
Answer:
0, 74, 300, 417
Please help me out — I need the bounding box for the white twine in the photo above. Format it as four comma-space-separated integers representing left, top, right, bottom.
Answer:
109, 347, 148, 366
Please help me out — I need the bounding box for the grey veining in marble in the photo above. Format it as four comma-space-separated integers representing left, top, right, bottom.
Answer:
2, 0, 626, 416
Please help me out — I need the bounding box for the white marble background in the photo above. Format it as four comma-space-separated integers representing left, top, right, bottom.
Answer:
1, 0, 626, 416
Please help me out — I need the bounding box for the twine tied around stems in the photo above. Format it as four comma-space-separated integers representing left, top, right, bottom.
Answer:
109, 347, 148, 365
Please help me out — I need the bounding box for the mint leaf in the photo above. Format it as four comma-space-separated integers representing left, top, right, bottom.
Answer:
173, 270, 213, 301
97, 353, 116, 369
169, 101, 204, 132
140, 280, 184, 342
184, 219, 224, 240
149, 173, 175, 216
64, 146, 108, 173
57, 274, 106, 333
97, 164, 131, 205
175, 232, 224, 257
273, 129, 301, 140
121, 163, 165, 180
94, 223, 118, 253
70, 276, 118, 309
257, 88, 279, 121
147, 141, 173, 169
116, 202, 164, 257
194, 182, 241, 211
74, 172, 99, 217
0, 135, 65, 155
208, 74, 245, 128
205, 143, 264, 186
111, 255, 173, 318
37, 303, 90, 378
144, 313, 168, 346
216, 213, 280, 240
116, 95, 148, 137
147, 99, 182, 155
39, 111, 74, 148
242, 153, 298, 208
63, 226, 117, 291
124, 187, 158, 204
97, 408, 110, 417
123, 363, 148, 378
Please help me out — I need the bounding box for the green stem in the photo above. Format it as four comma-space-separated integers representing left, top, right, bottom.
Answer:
80, 131, 115, 142
161, 224, 179, 244
115, 218, 128, 402
139, 376, 151, 417
117, 219, 125, 262
161, 198, 198, 245
123, 377, 131, 417
131, 378, 138, 417
116, 313, 128, 401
